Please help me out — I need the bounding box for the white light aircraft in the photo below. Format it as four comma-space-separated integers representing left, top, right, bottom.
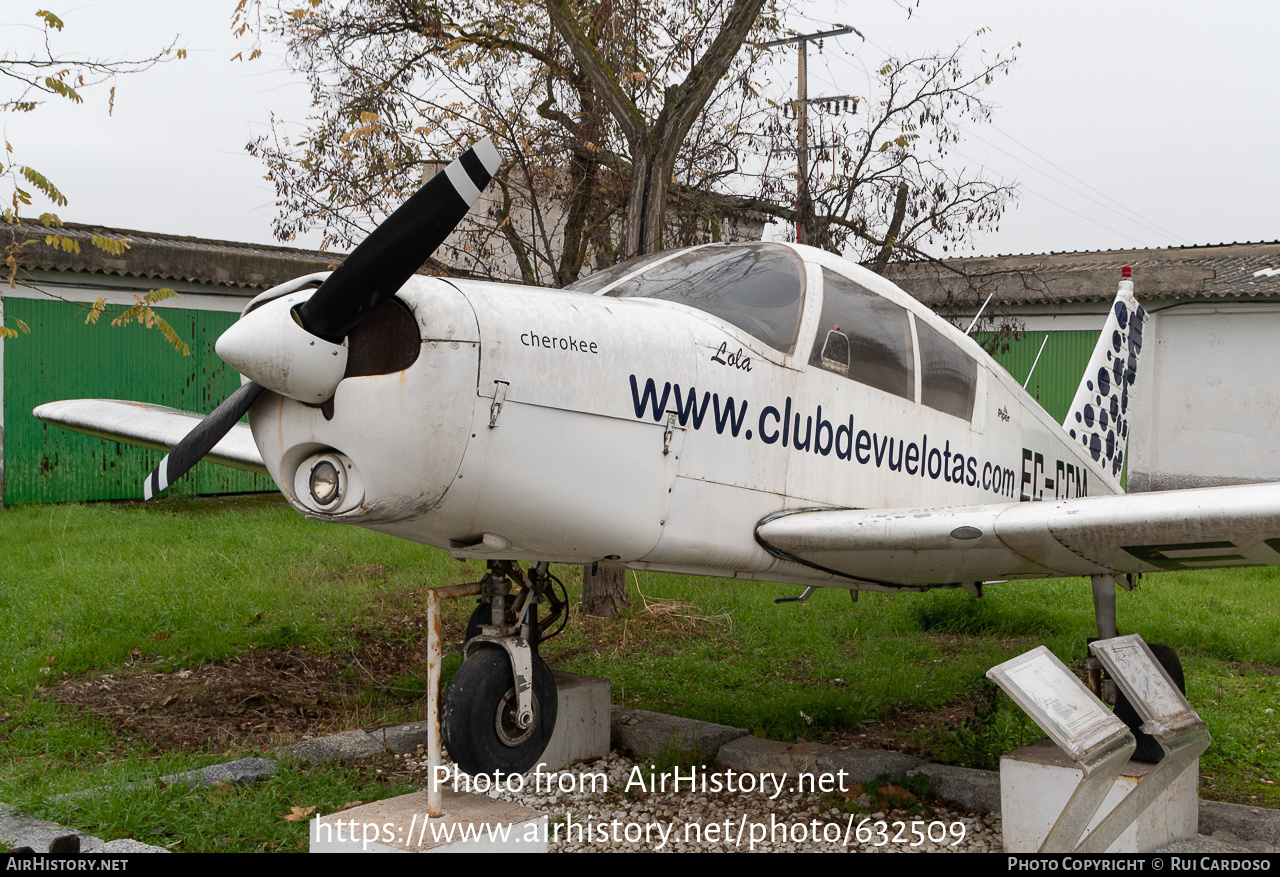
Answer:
36, 140, 1280, 775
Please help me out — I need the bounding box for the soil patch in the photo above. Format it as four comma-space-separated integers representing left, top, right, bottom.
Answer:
824, 694, 991, 755
41, 625, 466, 754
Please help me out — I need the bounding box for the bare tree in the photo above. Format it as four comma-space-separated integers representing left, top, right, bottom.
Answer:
242, 0, 783, 286
546, 0, 772, 257
746, 36, 1019, 264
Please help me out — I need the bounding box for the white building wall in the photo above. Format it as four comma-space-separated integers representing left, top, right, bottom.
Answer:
1128, 302, 1280, 492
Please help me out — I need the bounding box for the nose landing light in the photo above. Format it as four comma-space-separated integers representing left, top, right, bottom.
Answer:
294, 451, 365, 514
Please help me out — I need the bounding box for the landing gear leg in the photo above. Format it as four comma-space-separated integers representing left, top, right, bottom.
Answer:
444, 561, 563, 775
1085, 573, 1184, 763
1091, 573, 1120, 640
1086, 574, 1121, 703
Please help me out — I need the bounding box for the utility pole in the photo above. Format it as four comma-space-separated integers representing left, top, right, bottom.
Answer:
762, 25, 858, 246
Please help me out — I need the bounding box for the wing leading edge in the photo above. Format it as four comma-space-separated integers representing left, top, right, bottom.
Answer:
756, 484, 1280, 586
33, 399, 268, 476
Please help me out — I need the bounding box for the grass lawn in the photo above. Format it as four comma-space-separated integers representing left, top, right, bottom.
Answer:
1, 495, 1277, 850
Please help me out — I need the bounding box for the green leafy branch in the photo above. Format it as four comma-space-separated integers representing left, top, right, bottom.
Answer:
88, 288, 190, 356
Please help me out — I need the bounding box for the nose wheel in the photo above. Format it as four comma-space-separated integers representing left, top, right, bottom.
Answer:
441, 646, 557, 775
443, 560, 564, 776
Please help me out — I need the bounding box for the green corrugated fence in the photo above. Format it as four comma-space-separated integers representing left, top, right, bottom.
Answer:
4, 298, 276, 505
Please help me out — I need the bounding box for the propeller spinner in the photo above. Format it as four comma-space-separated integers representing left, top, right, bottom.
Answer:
142, 138, 501, 500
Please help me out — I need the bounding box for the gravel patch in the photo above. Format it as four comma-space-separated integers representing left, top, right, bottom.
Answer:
398, 749, 1003, 853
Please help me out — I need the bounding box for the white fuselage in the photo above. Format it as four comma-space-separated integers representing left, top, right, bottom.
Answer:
248, 244, 1117, 590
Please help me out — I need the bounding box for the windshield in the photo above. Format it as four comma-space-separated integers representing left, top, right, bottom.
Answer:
592, 243, 807, 354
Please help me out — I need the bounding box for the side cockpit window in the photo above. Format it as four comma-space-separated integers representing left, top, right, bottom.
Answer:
819, 327, 852, 374
916, 319, 977, 420
592, 243, 806, 354
809, 269, 914, 400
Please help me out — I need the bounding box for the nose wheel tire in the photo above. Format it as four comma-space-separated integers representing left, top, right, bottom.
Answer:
442, 647, 557, 776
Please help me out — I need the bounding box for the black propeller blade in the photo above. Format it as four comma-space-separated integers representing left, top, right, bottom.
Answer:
141, 139, 500, 499
143, 382, 266, 500
298, 145, 499, 341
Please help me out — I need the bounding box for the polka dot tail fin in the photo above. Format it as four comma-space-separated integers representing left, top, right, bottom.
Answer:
1062, 267, 1146, 490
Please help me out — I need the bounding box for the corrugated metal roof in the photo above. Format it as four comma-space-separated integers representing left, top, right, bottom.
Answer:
4, 220, 465, 291
884, 241, 1280, 307
5, 220, 344, 290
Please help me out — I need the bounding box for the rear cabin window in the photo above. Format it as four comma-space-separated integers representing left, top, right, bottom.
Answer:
809, 269, 914, 400
594, 243, 806, 354
915, 318, 977, 420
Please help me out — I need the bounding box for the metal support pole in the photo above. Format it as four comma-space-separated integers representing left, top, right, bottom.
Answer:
426, 588, 442, 818
796, 43, 809, 245
1077, 727, 1210, 853
424, 581, 484, 818
760, 26, 855, 245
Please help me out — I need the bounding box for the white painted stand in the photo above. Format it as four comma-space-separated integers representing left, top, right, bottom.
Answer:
1000, 739, 1200, 853
311, 789, 545, 853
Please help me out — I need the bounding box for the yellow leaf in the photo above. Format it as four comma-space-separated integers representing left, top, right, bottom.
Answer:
43, 77, 83, 105
283, 806, 316, 822
85, 298, 106, 325
21, 167, 68, 206
0, 318, 30, 338
91, 235, 130, 256
143, 287, 177, 304
36, 9, 64, 30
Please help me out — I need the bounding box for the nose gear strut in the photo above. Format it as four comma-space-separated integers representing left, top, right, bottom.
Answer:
443, 560, 567, 775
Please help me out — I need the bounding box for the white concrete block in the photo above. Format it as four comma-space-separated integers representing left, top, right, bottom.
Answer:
536, 671, 610, 772
1001, 739, 1199, 853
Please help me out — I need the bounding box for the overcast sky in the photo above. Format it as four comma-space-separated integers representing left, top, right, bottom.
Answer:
3, 1, 1277, 259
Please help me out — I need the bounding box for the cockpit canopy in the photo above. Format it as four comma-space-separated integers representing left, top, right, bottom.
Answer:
569, 243, 976, 421
569, 243, 806, 354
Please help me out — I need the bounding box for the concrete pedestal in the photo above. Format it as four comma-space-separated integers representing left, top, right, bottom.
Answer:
1001, 739, 1199, 853
311, 789, 544, 852
539, 671, 610, 771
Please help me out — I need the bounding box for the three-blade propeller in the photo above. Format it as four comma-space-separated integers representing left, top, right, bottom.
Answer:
143, 139, 501, 500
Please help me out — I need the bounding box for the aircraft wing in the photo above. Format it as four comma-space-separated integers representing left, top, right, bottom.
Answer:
755, 484, 1280, 586
33, 399, 268, 476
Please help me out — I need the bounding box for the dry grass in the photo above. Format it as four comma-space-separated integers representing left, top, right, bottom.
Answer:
633, 571, 732, 629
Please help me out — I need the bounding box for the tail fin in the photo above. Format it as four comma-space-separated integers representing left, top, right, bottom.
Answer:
1063, 267, 1147, 483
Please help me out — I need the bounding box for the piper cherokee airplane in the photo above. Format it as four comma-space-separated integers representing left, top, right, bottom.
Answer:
35, 138, 1280, 776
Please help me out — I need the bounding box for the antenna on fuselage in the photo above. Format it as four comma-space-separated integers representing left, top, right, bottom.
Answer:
965, 292, 995, 335
1022, 334, 1051, 390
